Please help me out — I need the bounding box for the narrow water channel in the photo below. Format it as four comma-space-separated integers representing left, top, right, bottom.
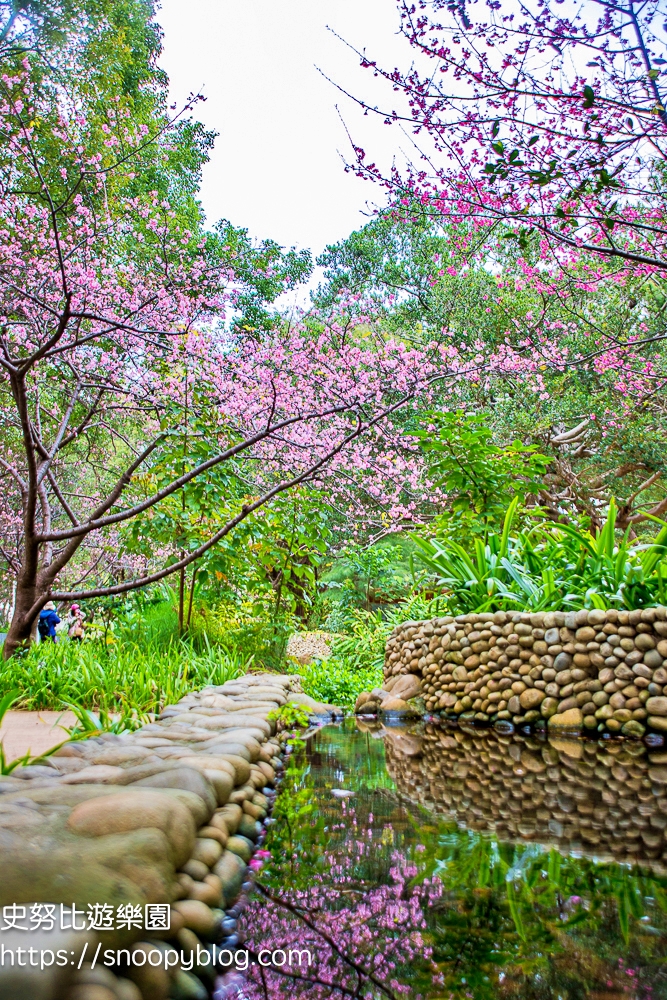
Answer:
238, 720, 667, 1000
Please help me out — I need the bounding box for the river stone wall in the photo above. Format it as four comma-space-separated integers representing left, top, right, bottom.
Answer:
0, 673, 333, 1000
382, 607, 667, 737
382, 723, 667, 873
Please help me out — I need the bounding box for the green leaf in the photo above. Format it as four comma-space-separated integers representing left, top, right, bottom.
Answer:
506, 881, 526, 941
0, 690, 20, 727
617, 887, 630, 944
500, 496, 519, 559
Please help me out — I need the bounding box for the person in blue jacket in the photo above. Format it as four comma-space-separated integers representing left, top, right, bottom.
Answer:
38, 601, 61, 642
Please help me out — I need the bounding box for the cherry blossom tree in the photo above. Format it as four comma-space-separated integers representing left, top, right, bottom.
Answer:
239, 806, 443, 1000
1, 66, 508, 658
345, 0, 667, 276
321, 0, 667, 532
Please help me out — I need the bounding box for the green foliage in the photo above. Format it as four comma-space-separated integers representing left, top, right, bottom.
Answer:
0, 637, 242, 714
117, 596, 182, 648
415, 818, 667, 993
320, 540, 413, 611
214, 221, 311, 333
185, 599, 292, 667
301, 606, 389, 708
299, 595, 446, 706
267, 702, 311, 731
414, 497, 667, 612
315, 205, 490, 337
124, 488, 331, 627
317, 207, 667, 539
61, 702, 151, 737
237, 490, 332, 619
299, 658, 382, 709
417, 410, 549, 541
327, 607, 390, 673
0, 690, 21, 774
327, 595, 446, 667
88, 589, 291, 669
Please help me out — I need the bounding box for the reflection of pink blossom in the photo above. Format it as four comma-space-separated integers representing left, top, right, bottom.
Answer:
240, 806, 441, 999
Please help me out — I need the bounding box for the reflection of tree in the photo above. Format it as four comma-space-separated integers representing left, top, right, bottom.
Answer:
243, 812, 441, 998
242, 724, 667, 998
415, 828, 667, 998
241, 729, 442, 998
250, 883, 404, 999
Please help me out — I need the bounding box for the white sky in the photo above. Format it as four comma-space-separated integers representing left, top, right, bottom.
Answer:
158, 0, 410, 261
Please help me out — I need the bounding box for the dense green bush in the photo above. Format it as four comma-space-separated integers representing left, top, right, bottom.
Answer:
298, 594, 445, 707
299, 658, 383, 708
185, 598, 294, 667
86, 588, 294, 669
319, 540, 414, 611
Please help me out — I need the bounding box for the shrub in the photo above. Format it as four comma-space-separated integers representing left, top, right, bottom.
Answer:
414, 497, 667, 612
298, 594, 446, 707
299, 657, 383, 708
114, 592, 294, 667
186, 598, 294, 665
0, 637, 244, 714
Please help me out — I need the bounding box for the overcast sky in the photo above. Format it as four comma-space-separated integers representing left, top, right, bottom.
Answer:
158, 0, 410, 261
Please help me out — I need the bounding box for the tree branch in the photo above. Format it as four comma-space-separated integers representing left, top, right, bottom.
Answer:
38, 404, 356, 543
48, 390, 414, 599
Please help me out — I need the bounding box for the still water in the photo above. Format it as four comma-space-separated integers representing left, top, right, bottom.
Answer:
239, 720, 667, 999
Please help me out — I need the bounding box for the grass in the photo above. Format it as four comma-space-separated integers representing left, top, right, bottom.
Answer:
0, 589, 442, 717
298, 594, 443, 707
0, 636, 248, 714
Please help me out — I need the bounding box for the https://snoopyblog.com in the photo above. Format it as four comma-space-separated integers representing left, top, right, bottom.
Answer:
0, 941, 312, 973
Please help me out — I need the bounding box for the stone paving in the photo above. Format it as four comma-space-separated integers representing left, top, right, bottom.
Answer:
0, 711, 77, 762
0, 673, 339, 1000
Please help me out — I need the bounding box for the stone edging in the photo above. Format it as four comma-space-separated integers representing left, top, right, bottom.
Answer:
376, 607, 667, 737
0, 672, 326, 1000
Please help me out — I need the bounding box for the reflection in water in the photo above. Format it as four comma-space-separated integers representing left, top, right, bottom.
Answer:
237, 722, 667, 1000
384, 722, 667, 871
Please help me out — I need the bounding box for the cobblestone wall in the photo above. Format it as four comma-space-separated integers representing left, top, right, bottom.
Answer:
384, 607, 667, 736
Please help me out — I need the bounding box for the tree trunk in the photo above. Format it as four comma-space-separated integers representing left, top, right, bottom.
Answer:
3, 581, 47, 660
178, 562, 185, 635
186, 564, 198, 631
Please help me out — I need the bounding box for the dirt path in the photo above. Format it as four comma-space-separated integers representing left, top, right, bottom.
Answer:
0, 710, 77, 762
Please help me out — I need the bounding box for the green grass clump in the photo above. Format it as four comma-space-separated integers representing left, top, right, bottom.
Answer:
0, 637, 247, 714
298, 595, 445, 708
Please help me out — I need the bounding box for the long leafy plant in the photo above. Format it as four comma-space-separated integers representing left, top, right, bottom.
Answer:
413, 498, 667, 612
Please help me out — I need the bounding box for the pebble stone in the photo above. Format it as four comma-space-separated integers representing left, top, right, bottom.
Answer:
383, 723, 667, 873
0, 671, 318, 1000
361, 607, 667, 737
